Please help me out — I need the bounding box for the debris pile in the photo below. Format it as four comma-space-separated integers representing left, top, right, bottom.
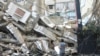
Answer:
0, 0, 77, 56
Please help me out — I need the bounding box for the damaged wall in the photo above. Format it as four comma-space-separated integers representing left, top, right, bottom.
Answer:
0, 0, 78, 55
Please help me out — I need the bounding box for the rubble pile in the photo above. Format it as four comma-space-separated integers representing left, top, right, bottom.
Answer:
0, 0, 77, 56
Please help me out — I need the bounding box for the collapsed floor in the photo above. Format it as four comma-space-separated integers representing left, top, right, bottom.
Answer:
0, 1, 77, 56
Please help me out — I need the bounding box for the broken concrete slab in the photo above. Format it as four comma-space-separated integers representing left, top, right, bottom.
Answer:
0, 21, 9, 27
34, 39, 50, 53
12, 21, 26, 32
63, 31, 77, 42
12, 18, 37, 33
47, 28, 62, 36
21, 43, 29, 54
54, 46, 60, 55
0, 0, 78, 55
34, 40, 42, 51
24, 36, 49, 41
57, 37, 76, 43
57, 37, 77, 48
0, 11, 4, 18
41, 40, 50, 52
0, 38, 18, 44
0, 43, 20, 51
48, 16, 64, 25
0, 2, 4, 10
0, 32, 6, 38
40, 16, 55, 28
65, 47, 77, 54
6, 23, 25, 43
32, 0, 40, 15
34, 24, 57, 40
6, 2, 31, 24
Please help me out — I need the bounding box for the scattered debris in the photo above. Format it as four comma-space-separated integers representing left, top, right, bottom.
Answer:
6, 2, 31, 24
6, 23, 25, 43
0, 0, 78, 55
40, 16, 55, 28
34, 24, 57, 40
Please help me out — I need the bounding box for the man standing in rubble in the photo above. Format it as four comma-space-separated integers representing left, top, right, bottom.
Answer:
59, 39, 66, 56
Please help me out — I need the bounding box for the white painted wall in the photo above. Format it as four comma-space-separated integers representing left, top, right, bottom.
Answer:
56, 0, 72, 3
81, 0, 94, 25
45, 0, 55, 5
81, 0, 93, 16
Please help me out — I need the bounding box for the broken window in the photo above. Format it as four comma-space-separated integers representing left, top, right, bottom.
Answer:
56, 3, 67, 12
48, 5, 53, 9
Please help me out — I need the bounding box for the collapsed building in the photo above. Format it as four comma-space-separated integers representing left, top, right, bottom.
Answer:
0, 0, 95, 55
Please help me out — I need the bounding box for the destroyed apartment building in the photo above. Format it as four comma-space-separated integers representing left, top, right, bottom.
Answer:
0, 0, 90, 56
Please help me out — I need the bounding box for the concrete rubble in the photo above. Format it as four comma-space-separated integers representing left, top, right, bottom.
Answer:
0, 0, 78, 56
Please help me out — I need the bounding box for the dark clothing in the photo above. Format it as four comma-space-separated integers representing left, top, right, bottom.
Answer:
59, 42, 66, 56
49, 40, 54, 50
59, 51, 65, 56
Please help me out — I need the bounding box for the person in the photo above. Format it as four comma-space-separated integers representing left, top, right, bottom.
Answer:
49, 40, 56, 56
59, 39, 66, 56
50, 40, 54, 50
